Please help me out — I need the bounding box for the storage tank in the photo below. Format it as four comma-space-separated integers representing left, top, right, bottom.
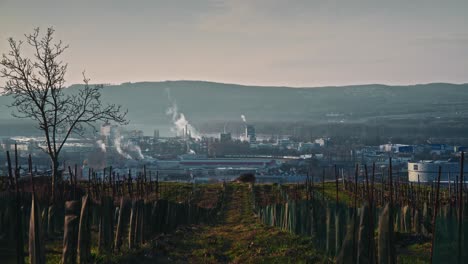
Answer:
408, 161, 467, 182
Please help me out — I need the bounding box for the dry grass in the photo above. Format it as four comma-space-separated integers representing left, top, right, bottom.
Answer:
112, 184, 327, 263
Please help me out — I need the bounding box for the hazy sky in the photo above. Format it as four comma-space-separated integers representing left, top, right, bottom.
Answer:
1, 0, 468, 87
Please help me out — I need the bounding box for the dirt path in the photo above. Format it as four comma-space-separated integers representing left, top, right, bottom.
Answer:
116, 184, 324, 263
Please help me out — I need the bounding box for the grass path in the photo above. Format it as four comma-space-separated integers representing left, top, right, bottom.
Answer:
116, 183, 325, 263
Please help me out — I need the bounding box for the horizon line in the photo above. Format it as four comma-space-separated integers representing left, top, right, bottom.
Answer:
66, 79, 468, 89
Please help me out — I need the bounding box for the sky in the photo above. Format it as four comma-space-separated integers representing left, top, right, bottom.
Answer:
1, 0, 468, 87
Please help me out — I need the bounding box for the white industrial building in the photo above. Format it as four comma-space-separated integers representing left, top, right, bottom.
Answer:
408, 160, 468, 183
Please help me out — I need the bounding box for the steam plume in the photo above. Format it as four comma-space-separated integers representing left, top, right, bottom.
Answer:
165, 89, 201, 139
96, 140, 106, 152
241, 114, 246, 123
114, 136, 131, 159
127, 143, 144, 159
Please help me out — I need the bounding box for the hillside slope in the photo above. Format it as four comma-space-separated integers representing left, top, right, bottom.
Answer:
1, 81, 467, 135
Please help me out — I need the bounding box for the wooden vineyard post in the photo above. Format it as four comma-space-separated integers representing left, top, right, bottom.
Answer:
357, 203, 372, 263
6, 151, 15, 189
364, 165, 370, 205
68, 166, 74, 200
354, 164, 358, 209
13, 144, 25, 264
455, 175, 458, 207
322, 168, 325, 201
14, 143, 19, 188
143, 165, 148, 199
29, 192, 45, 264
377, 203, 396, 264
74, 164, 78, 199
112, 170, 116, 199
128, 169, 133, 198
417, 174, 421, 207
102, 167, 106, 197
311, 170, 315, 201
94, 169, 98, 198
98, 196, 114, 253
137, 173, 142, 200
352, 163, 358, 263
29, 154, 45, 264
77, 195, 91, 264
128, 200, 137, 249
109, 166, 114, 199
389, 157, 393, 205
449, 172, 452, 200
114, 198, 129, 252
123, 173, 126, 197
156, 171, 160, 200
117, 174, 121, 197
61, 201, 81, 264
335, 165, 339, 203
29, 155, 34, 193
365, 164, 375, 262
87, 168, 91, 196
430, 166, 442, 263
381, 167, 385, 206
457, 151, 464, 264
431, 183, 434, 208
149, 171, 153, 193
371, 163, 375, 210
389, 157, 395, 264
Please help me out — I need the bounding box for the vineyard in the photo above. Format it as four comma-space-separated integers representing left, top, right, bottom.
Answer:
254, 158, 468, 263
0, 150, 467, 263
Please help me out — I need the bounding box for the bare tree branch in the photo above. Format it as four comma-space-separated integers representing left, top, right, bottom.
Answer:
0, 27, 128, 200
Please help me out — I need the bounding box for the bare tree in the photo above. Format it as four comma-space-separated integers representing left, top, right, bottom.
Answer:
0, 27, 127, 201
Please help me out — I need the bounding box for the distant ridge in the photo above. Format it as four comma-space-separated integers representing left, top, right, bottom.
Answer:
68, 80, 468, 90
1, 81, 468, 135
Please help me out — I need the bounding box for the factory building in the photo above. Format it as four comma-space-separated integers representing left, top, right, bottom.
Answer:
380, 144, 413, 153
245, 125, 256, 143
408, 160, 468, 182
100, 123, 120, 147
155, 155, 279, 170
220, 133, 232, 143
314, 138, 330, 147
179, 158, 277, 169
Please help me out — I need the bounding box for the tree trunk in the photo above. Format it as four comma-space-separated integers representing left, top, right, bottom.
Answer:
51, 157, 59, 203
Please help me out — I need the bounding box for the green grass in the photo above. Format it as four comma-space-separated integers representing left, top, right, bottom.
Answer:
19, 182, 224, 263
17, 181, 439, 263
396, 241, 431, 263
320, 182, 356, 205
108, 183, 328, 263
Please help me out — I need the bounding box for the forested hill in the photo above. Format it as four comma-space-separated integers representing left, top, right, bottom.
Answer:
1, 81, 467, 135
78, 81, 468, 122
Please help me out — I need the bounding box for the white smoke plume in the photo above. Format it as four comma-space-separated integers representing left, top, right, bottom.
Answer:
114, 136, 131, 159
165, 89, 201, 139
96, 140, 106, 152
240, 114, 248, 141
241, 114, 246, 123
127, 143, 144, 159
